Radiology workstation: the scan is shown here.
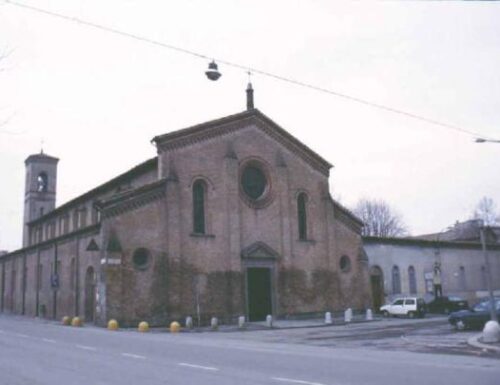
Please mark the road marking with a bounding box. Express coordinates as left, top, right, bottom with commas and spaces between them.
121, 353, 147, 360
42, 338, 56, 344
272, 377, 325, 385
178, 363, 219, 371
75, 344, 97, 351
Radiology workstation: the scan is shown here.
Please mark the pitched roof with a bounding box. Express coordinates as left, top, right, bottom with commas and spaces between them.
28, 157, 158, 225
152, 109, 333, 176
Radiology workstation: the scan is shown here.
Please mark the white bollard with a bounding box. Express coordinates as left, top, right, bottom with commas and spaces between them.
185, 316, 193, 329
325, 312, 332, 324
344, 308, 353, 323
482, 320, 500, 343
366, 309, 373, 321
266, 314, 273, 328
210, 317, 218, 330
238, 315, 245, 329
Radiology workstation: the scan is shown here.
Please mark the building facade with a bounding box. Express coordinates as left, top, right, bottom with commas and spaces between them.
365, 221, 500, 311
0, 108, 371, 326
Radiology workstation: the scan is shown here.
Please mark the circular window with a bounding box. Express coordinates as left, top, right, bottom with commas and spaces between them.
242, 165, 267, 200
132, 248, 150, 270
340, 255, 351, 272
239, 159, 274, 209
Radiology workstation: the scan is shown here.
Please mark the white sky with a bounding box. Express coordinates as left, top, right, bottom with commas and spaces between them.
1, 0, 499, 251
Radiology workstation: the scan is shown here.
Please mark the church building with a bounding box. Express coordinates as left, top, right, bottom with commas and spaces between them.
0, 89, 371, 326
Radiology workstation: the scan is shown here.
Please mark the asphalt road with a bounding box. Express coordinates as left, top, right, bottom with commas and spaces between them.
0, 314, 499, 385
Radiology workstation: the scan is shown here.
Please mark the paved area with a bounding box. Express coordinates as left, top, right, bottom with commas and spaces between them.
1, 314, 499, 385
205, 315, 500, 358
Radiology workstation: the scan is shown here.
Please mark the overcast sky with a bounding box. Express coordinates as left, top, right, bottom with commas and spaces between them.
1, 1, 499, 251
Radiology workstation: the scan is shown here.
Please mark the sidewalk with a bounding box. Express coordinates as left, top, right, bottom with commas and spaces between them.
467, 334, 500, 353
183, 313, 447, 333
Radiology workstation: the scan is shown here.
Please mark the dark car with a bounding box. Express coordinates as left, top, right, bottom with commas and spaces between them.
426, 296, 469, 314
448, 298, 500, 330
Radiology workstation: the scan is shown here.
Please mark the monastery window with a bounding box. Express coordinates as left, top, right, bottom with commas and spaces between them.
37, 264, 43, 290
69, 258, 76, 290
340, 255, 351, 273
392, 265, 401, 294
132, 248, 151, 270
37, 172, 48, 192
63, 214, 70, 234
481, 265, 488, 290
408, 266, 417, 294
39, 207, 45, 218
79, 207, 87, 228
192, 180, 206, 234
458, 266, 466, 291
297, 193, 308, 240
49, 221, 56, 239
91, 204, 100, 225
72, 210, 79, 231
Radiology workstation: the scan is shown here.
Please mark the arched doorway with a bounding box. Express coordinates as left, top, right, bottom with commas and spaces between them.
84, 266, 96, 323
370, 266, 384, 312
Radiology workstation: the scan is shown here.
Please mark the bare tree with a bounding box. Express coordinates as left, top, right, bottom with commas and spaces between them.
353, 198, 408, 237
472, 196, 499, 226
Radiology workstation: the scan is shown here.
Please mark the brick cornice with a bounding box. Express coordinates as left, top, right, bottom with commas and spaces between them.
152, 109, 332, 177
97, 178, 166, 218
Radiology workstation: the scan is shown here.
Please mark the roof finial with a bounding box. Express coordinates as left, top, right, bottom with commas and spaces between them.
246, 72, 254, 110
40, 138, 44, 154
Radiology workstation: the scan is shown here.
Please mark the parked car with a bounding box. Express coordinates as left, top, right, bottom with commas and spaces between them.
380, 297, 426, 318
426, 296, 469, 314
448, 298, 500, 330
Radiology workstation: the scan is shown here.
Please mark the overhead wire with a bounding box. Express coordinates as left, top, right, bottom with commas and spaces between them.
3, 0, 497, 141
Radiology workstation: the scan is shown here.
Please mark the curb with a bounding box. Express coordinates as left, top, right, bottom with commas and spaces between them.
467, 334, 500, 353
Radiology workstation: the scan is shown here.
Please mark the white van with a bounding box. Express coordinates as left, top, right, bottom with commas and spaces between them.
380, 297, 426, 318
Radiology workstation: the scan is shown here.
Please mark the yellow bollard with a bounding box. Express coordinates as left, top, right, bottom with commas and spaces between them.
107, 319, 119, 331
71, 317, 83, 327
61, 316, 71, 326
169, 321, 181, 333
138, 321, 149, 332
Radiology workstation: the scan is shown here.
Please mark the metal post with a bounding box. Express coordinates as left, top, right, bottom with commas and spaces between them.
480, 226, 497, 322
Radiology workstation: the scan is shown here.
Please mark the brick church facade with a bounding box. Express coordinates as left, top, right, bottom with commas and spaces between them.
0, 105, 371, 326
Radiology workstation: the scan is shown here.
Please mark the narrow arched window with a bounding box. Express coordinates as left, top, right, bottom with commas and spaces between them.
297, 193, 307, 240
408, 266, 417, 294
193, 180, 206, 234
459, 266, 466, 291
481, 266, 488, 290
37, 172, 48, 192
392, 265, 401, 294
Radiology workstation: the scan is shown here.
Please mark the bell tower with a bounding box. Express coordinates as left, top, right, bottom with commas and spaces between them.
22, 151, 59, 247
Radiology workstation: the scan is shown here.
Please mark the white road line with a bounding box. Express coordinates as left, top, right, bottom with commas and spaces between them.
75, 344, 97, 351
178, 363, 219, 371
121, 353, 147, 360
42, 338, 56, 344
272, 377, 326, 385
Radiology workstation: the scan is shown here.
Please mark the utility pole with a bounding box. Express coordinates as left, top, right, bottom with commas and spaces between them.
480, 226, 498, 322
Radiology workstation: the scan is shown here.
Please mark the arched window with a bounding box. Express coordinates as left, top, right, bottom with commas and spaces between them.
481, 265, 488, 290
408, 266, 417, 294
392, 265, 401, 294
297, 193, 307, 240
37, 172, 48, 192
192, 180, 206, 234
458, 266, 466, 291
69, 258, 76, 290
